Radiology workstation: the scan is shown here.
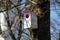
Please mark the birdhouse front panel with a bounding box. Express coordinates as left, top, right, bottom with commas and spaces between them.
23, 12, 38, 29
24, 12, 31, 29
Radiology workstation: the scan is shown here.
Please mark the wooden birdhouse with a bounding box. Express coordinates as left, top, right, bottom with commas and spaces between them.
23, 5, 38, 30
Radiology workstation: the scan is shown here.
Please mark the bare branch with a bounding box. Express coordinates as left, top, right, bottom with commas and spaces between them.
5, 0, 16, 40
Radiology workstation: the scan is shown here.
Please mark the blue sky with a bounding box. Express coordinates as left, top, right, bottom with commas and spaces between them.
50, 0, 60, 40
20, 0, 26, 10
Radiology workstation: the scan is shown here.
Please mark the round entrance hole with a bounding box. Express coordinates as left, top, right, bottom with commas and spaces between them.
26, 14, 29, 18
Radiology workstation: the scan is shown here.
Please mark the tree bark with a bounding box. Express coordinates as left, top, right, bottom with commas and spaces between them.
33, 0, 50, 40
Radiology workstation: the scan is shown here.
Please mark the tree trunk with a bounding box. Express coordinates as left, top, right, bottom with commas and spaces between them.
33, 0, 50, 40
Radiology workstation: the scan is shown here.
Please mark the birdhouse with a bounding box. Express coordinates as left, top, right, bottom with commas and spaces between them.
23, 5, 38, 29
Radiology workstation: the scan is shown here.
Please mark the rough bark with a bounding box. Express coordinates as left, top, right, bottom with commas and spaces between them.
32, 0, 50, 40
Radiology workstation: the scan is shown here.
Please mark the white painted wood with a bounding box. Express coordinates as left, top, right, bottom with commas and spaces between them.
24, 12, 31, 29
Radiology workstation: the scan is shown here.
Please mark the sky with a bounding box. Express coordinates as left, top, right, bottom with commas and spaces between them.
50, 0, 60, 40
